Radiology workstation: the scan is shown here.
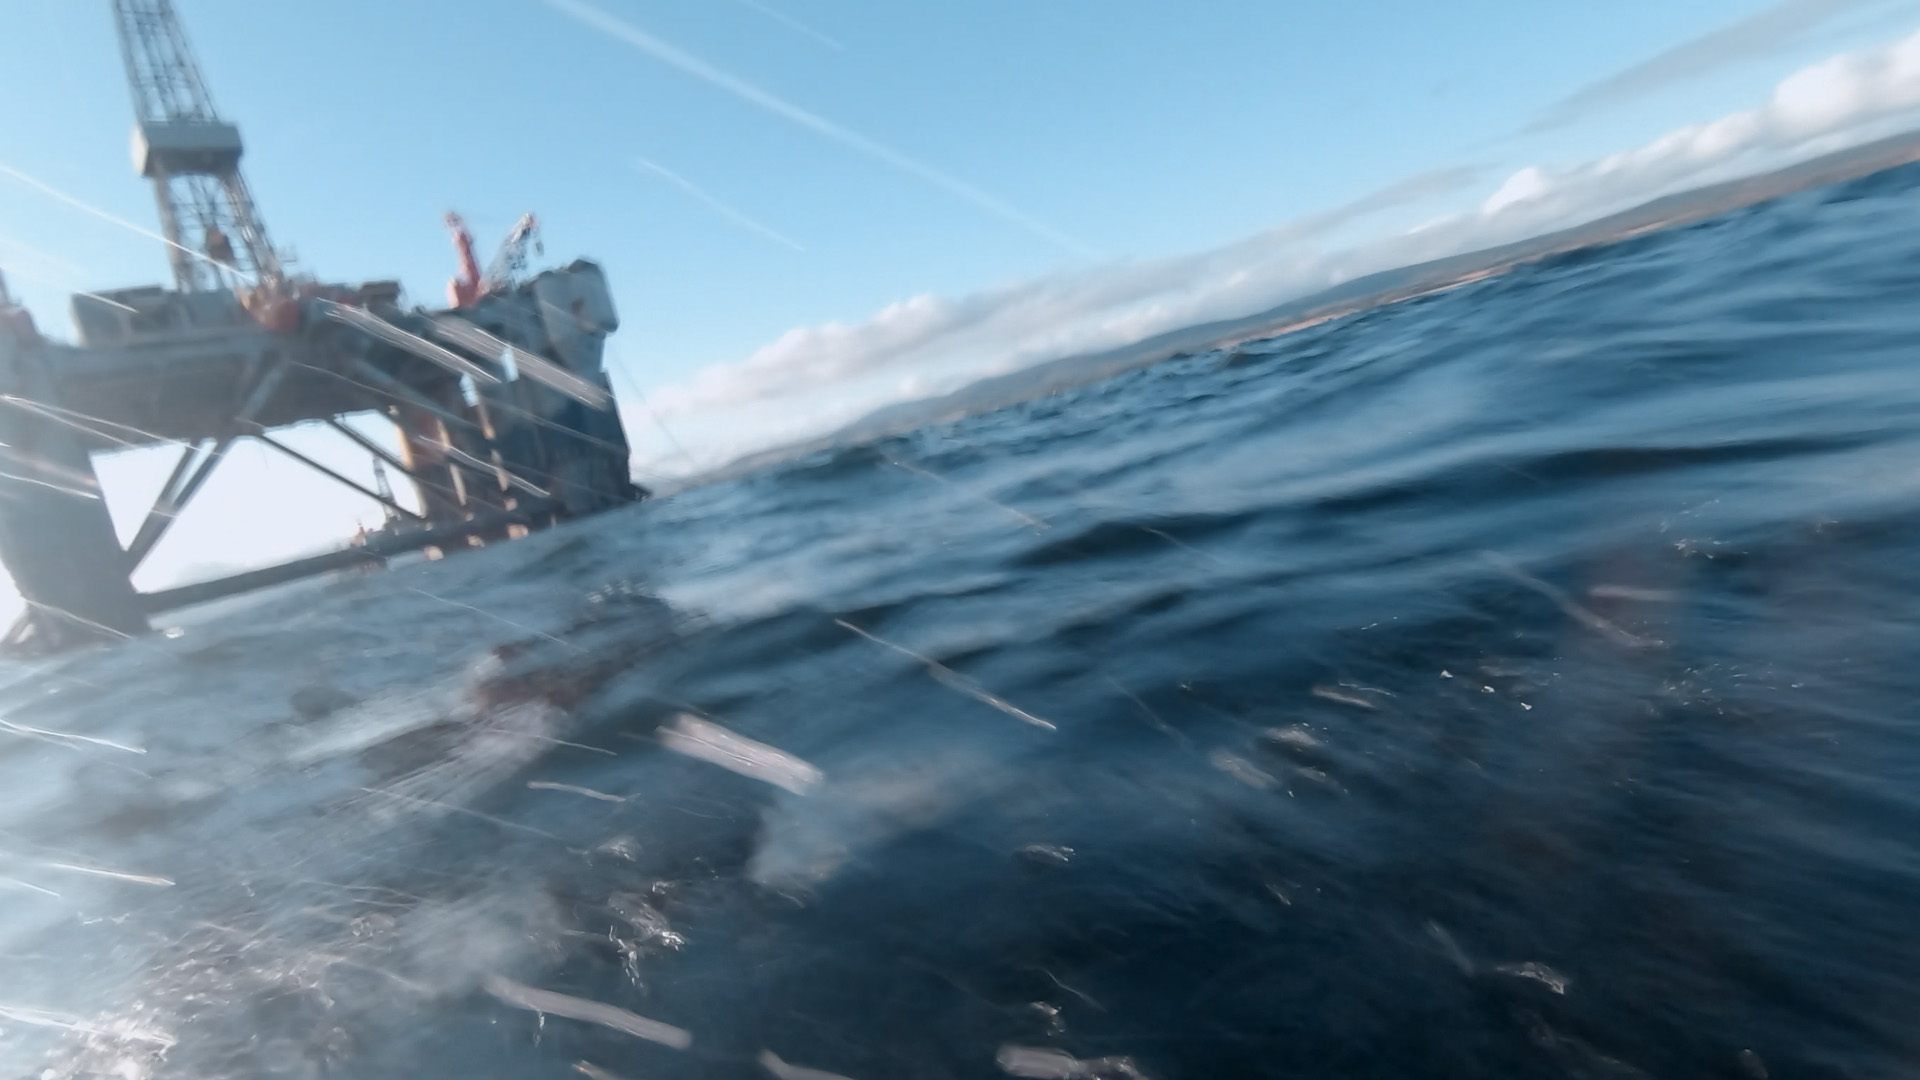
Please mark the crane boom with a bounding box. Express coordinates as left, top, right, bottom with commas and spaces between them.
110, 0, 281, 292
444, 211, 543, 307
486, 213, 541, 292
446, 213, 484, 307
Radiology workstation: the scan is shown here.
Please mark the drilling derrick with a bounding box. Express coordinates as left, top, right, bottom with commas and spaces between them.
0, 1, 644, 653
113, 0, 280, 292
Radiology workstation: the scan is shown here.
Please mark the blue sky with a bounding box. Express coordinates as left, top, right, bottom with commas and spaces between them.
3, 0, 1920, 616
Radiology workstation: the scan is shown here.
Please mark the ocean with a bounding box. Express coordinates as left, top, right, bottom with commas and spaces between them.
5, 160, 1920, 1079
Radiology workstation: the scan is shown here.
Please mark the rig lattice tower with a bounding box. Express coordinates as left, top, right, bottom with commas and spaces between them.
112, 0, 281, 291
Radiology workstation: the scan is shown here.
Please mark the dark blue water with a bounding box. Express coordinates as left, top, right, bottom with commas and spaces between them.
7, 163, 1920, 1080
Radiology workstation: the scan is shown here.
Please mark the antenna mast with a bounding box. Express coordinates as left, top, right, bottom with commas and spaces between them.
110, 0, 282, 293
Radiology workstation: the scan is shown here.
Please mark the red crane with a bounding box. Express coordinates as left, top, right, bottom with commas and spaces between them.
445, 212, 542, 308
445, 212, 485, 308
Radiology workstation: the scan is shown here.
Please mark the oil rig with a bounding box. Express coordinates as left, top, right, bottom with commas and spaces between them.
0, 1, 644, 652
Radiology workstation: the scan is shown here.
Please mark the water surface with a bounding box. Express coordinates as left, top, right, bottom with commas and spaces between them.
5, 163, 1920, 1079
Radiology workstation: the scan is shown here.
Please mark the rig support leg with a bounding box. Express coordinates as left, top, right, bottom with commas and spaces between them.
0, 337, 147, 649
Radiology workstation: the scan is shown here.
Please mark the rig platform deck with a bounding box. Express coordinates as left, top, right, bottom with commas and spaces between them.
0, 264, 643, 652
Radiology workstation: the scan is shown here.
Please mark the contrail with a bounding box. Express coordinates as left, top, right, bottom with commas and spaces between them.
540, 0, 1093, 259
0, 261, 138, 313
738, 0, 845, 51
0, 160, 225, 272
637, 157, 805, 251
0, 232, 86, 278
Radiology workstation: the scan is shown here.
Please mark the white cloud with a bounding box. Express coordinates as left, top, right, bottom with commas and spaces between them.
649, 168, 1488, 425
1528, 0, 1913, 131
1472, 23, 1920, 242
632, 25, 1920, 476
1482, 167, 1551, 216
